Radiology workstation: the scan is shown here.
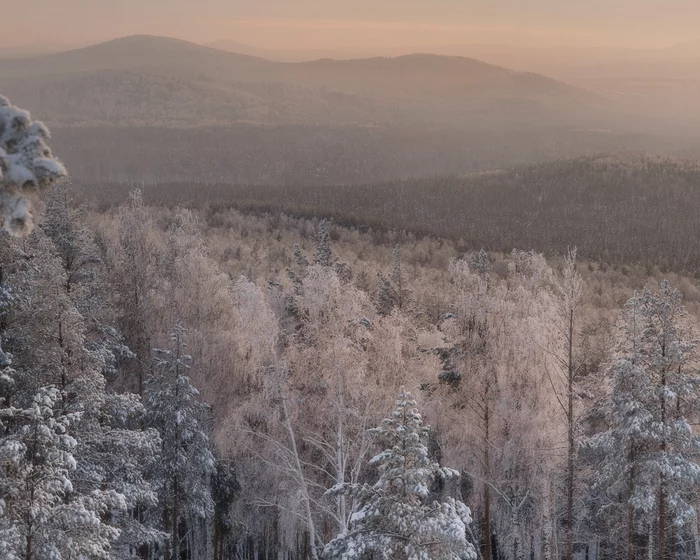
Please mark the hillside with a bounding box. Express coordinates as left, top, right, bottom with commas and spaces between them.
0, 35, 604, 127
5, 35, 700, 187
78, 154, 700, 270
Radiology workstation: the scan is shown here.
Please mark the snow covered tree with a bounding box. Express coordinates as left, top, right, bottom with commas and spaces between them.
294, 243, 310, 268
0, 95, 67, 236
0, 377, 128, 560
211, 458, 239, 560
470, 249, 491, 277
315, 219, 333, 267
588, 282, 700, 559
390, 244, 407, 310
556, 248, 582, 560
104, 189, 157, 395
376, 245, 411, 315
145, 324, 215, 560
323, 392, 477, 560
43, 184, 134, 382
376, 272, 394, 316
433, 252, 564, 560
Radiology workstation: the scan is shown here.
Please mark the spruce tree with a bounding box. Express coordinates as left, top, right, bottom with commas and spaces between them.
315, 219, 333, 267
588, 282, 700, 559
0, 95, 67, 236
323, 393, 477, 560
145, 325, 215, 560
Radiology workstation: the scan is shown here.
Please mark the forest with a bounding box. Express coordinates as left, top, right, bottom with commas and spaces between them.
79, 154, 700, 272
2, 80, 700, 560
0, 182, 698, 560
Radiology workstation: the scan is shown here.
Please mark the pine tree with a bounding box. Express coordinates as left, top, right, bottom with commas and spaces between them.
390, 244, 409, 310
0, 374, 126, 560
588, 283, 700, 559
323, 393, 478, 560
315, 219, 333, 267
471, 249, 491, 277
0, 219, 164, 559
376, 272, 394, 316
211, 458, 239, 560
145, 325, 215, 560
0, 95, 67, 236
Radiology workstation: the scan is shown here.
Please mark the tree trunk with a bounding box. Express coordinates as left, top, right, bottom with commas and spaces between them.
542, 481, 552, 560
163, 507, 171, 560
627, 455, 635, 560
511, 498, 524, 560
659, 368, 667, 560
483, 391, 492, 560
25, 533, 32, 560
281, 397, 319, 560
173, 474, 179, 560
566, 308, 575, 560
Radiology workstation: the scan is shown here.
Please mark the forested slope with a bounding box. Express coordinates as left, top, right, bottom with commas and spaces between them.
0, 184, 699, 558
80, 154, 700, 270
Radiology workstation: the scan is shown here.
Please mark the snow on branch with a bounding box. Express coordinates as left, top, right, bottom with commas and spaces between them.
0, 95, 67, 236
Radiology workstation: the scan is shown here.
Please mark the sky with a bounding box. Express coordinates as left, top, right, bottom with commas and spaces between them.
3, 0, 700, 50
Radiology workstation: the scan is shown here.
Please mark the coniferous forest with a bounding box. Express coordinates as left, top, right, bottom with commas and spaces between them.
2, 58, 700, 560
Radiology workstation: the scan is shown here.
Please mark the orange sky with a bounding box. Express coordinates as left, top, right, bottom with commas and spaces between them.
3, 0, 699, 50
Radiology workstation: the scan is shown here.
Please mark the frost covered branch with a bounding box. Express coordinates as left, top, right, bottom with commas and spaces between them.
0, 95, 67, 236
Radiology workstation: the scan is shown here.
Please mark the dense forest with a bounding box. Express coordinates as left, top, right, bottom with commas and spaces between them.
79, 154, 700, 271
0, 181, 697, 558
2, 85, 700, 560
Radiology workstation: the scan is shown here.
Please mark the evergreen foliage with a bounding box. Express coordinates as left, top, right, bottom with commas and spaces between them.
323, 393, 478, 560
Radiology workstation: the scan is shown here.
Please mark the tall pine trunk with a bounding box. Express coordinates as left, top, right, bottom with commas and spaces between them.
659, 367, 667, 560
483, 385, 492, 560
566, 306, 575, 560
627, 454, 635, 560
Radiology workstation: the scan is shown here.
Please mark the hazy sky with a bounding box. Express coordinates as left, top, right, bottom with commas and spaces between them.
4, 0, 699, 50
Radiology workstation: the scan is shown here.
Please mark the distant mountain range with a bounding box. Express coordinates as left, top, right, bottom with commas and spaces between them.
0, 35, 605, 128
3, 35, 700, 186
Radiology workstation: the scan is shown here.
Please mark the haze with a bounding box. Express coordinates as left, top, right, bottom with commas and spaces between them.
4, 0, 700, 50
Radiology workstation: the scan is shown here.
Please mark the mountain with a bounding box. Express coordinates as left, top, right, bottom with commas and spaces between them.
206, 40, 388, 63
7, 35, 698, 188
0, 43, 76, 59
0, 35, 604, 127
0, 35, 271, 78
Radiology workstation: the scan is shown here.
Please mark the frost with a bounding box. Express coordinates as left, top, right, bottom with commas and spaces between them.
0, 96, 67, 236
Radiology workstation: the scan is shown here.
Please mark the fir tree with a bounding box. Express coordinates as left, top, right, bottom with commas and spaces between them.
471, 249, 491, 277
0, 377, 125, 560
294, 243, 310, 268
323, 393, 478, 560
0, 223, 163, 559
211, 458, 240, 560
145, 325, 215, 560
315, 219, 333, 267
376, 272, 394, 316
0, 96, 67, 236
390, 244, 408, 310
588, 282, 700, 559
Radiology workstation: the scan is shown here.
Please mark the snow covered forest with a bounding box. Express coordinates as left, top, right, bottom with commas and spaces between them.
2, 103, 700, 560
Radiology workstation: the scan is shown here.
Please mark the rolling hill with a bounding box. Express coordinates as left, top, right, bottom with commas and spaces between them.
4, 35, 700, 186
0, 34, 604, 127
